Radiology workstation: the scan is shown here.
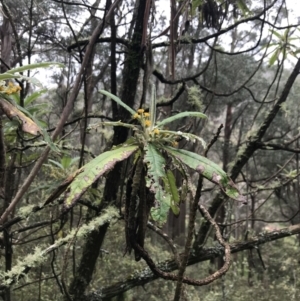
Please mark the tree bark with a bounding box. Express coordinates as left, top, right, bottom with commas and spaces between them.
68, 1, 148, 299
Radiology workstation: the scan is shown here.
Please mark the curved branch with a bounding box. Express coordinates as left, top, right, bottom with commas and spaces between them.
257, 142, 300, 153
67, 2, 277, 54
152, 0, 277, 49
87, 223, 300, 300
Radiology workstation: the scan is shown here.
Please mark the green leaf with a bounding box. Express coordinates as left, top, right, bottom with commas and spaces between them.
0, 74, 21, 80
61, 156, 72, 169
24, 89, 48, 106
236, 0, 251, 15
6, 62, 64, 74
160, 129, 207, 148
156, 111, 207, 128
0, 62, 63, 88
48, 159, 63, 170
165, 146, 226, 182
149, 84, 157, 130
283, 28, 290, 40
7, 92, 20, 104
163, 170, 180, 216
16, 104, 60, 153
144, 142, 166, 184
0, 74, 43, 87
26, 103, 50, 116
19, 75, 44, 88
64, 143, 139, 208
164, 146, 246, 203
100, 90, 136, 116
270, 29, 283, 40
60, 156, 79, 169
150, 194, 170, 224
269, 48, 280, 66
144, 143, 170, 222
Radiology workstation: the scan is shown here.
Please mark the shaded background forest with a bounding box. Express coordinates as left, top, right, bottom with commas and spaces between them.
0, 0, 300, 300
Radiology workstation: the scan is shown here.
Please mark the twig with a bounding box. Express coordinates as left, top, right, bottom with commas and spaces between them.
197, 203, 231, 281
147, 222, 180, 265
204, 124, 223, 157
173, 176, 203, 301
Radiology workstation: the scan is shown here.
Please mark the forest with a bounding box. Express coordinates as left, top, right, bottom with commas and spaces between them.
0, 0, 300, 300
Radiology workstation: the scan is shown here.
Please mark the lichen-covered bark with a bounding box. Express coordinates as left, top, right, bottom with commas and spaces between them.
103, 0, 147, 203
0, 117, 5, 205
0, 11, 12, 301
67, 217, 109, 301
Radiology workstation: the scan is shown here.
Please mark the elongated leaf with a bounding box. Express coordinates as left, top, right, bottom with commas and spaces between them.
269, 48, 280, 66
144, 143, 170, 222
24, 89, 47, 106
144, 143, 166, 184
18, 75, 43, 88
0, 74, 43, 87
144, 143, 166, 198
156, 112, 207, 128
283, 28, 290, 40
6, 62, 64, 74
100, 90, 136, 116
163, 170, 180, 215
270, 29, 283, 40
60, 156, 79, 169
160, 129, 206, 148
0, 74, 20, 80
61, 156, 72, 169
64, 143, 139, 208
48, 159, 64, 170
149, 84, 156, 130
164, 146, 246, 203
180, 132, 206, 148
0, 62, 63, 88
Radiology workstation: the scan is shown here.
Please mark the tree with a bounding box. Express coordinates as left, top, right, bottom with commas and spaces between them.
0, 0, 300, 300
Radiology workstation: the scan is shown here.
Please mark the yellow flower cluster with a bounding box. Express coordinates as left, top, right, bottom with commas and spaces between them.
153, 128, 160, 135
132, 109, 162, 137
133, 108, 152, 128
0, 81, 22, 95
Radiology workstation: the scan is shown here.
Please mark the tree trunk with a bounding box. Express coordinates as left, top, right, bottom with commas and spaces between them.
67, 1, 148, 299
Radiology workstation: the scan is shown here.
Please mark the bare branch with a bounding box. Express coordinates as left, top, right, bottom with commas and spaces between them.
87, 223, 300, 300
